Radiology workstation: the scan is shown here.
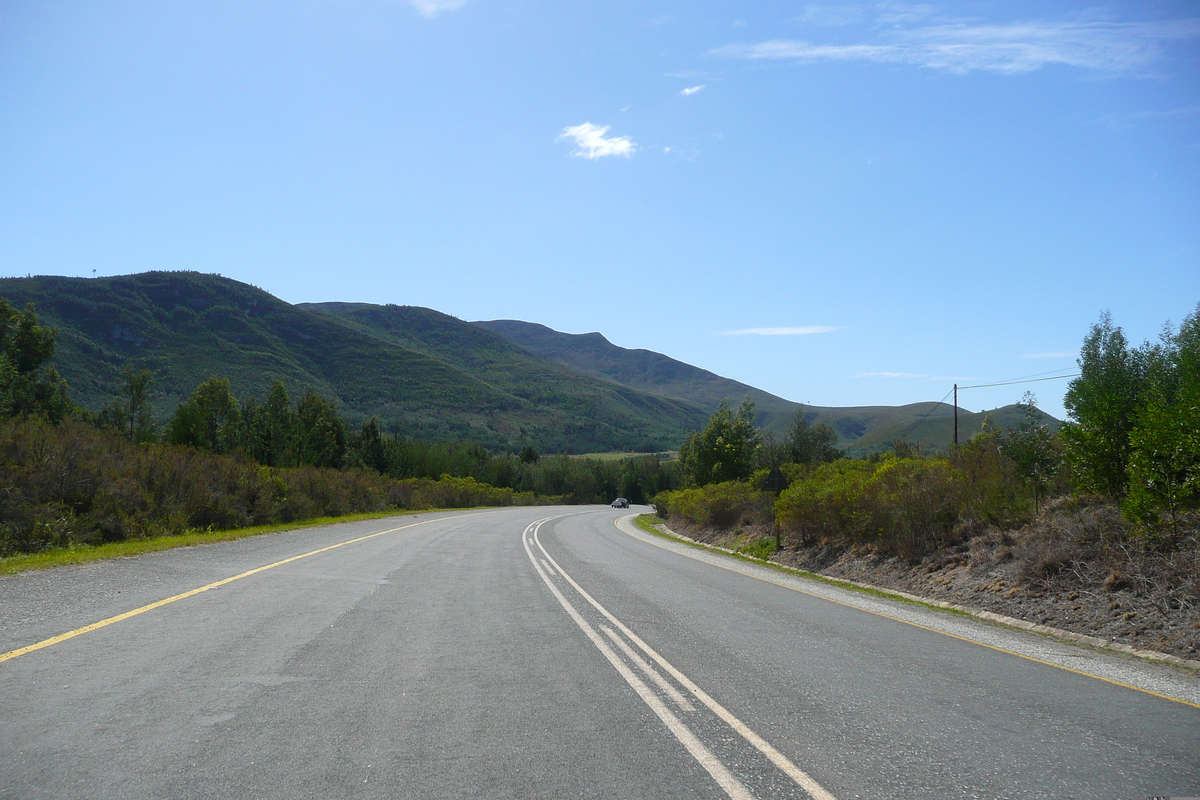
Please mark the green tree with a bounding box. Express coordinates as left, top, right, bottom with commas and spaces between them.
296, 390, 346, 469
243, 380, 296, 466
999, 393, 1059, 515
347, 416, 388, 473
1061, 311, 1146, 498
1123, 305, 1200, 532
169, 376, 242, 453
783, 409, 841, 465
100, 364, 156, 442
0, 298, 72, 422
678, 397, 761, 486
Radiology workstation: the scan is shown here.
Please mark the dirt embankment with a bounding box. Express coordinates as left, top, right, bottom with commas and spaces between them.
673, 497, 1200, 663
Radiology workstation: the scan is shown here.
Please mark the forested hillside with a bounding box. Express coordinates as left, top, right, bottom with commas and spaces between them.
0, 272, 705, 453
476, 318, 1058, 452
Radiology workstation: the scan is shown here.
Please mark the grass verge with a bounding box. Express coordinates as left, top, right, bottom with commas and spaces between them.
0, 510, 421, 575
633, 514, 967, 614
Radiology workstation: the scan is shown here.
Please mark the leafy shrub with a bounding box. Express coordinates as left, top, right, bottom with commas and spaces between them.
775, 459, 873, 546
863, 457, 965, 558
655, 481, 772, 531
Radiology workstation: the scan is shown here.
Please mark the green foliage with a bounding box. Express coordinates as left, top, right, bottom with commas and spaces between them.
678, 397, 761, 486
654, 480, 772, 530
242, 380, 297, 467
775, 459, 874, 544
98, 364, 156, 443
999, 393, 1061, 514
169, 376, 242, 454
862, 457, 965, 558
1062, 311, 1146, 498
0, 298, 72, 423
1063, 305, 1200, 529
784, 409, 841, 464
950, 419, 1029, 528
0, 416, 545, 557
1122, 307, 1200, 531
775, 457, 965, 558
296, 390, 346, 469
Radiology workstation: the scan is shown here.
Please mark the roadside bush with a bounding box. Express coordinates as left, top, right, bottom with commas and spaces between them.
863, 457, 965, 558
654, 481, 772, 531
775, 459, 873, 546
0, 416, 541, 557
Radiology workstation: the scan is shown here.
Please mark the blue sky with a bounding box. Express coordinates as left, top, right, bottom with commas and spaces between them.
2, 1, 1198, 421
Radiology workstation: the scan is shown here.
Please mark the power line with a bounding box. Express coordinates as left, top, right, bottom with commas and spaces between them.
899, 387, 955, 441
958, 373, 1079, 390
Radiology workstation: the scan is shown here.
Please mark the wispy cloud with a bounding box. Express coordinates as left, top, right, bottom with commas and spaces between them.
1099, 105, 1200, 129
855, 371, 929, 378
680, 85, 706, 96
792, 4, 868, 27
557, 123, 636, 160
712, 16, 1200, 75
1022, 351, 1077, 359
408, 0, 467, 18
722, 326, 840, 335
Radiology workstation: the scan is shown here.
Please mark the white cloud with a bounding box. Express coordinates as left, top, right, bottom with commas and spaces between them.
680, 85, 706, 96
722, 326, 840, 335
792, 4, 868, 27
408, 0, 467, 18
557, 123, 636, 160
1099, 105, 1200, 129
855, 371, 928, 378
712, 16, 1200, 75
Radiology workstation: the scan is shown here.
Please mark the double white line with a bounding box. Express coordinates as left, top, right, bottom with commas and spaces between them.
522, 516, 838, 800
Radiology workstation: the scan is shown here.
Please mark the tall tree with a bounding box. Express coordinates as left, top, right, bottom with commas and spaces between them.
243, 380, 296, 466
0, 298, 72, 422
999, 393, 1059, 515
169, 376, 242, 453
1123, 304, 1200, 531
784, 409, 841, 465
678, 397, 761, 486
1061, 311, 1145, 498
296, 390, 346, 469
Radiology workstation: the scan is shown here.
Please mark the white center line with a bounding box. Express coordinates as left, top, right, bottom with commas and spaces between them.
530, 517, 840, 800
523, 519, 754, 800
601, 624, 695, 713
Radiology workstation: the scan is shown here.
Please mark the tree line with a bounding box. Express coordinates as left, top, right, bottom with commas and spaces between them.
0, 298, 679, 556
657, 305, 1199, 558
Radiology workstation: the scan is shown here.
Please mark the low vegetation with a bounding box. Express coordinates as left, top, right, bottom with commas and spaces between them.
652, 306, 1200, 658
0, 297, 679, 558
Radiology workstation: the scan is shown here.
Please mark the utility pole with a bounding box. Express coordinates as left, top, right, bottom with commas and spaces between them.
953, 383, 958, 446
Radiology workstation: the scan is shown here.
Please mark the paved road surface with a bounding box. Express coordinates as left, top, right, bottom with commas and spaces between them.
1, 506, 1197, 798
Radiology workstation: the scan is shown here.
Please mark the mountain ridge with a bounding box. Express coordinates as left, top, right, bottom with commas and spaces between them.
1, 271, 1058, 454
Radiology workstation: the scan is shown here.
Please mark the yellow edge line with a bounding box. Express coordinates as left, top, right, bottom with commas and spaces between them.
622, 519, 1200, 711
0, 511, 488, 665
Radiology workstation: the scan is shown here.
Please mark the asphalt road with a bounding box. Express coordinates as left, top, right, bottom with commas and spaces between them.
1, 506, 1197, 799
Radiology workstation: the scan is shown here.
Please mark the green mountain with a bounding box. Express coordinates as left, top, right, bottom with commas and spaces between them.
0, 271, 1060, 455
473, 320, 802, 430
474, 319, 1061, 454
0, 272, 705, 452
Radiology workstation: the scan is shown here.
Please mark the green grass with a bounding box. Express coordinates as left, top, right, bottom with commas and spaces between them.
0, 510, 417, 575
633, 514, 968, 615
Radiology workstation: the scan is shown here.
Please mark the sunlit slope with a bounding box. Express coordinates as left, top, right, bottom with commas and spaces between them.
476, 319, 1061, 453
473, 319, 803, 431
0, 272, 704, 452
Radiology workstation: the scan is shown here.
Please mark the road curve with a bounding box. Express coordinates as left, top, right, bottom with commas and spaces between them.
1, 506, 1197, 799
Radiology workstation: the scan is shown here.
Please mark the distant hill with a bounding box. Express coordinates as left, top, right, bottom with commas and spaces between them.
475, 319, 1061, 454
0, 271, 1060, 455
473, 320, 802, 430
0, 272, 706, 453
